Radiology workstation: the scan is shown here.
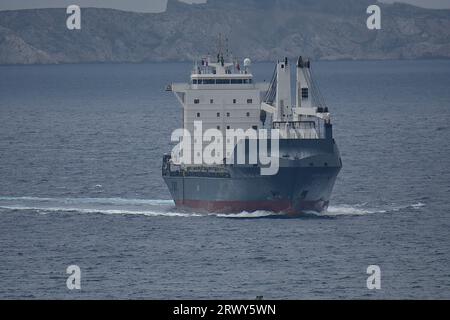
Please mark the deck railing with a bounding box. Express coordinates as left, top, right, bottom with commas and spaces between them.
272, 120, 326, 139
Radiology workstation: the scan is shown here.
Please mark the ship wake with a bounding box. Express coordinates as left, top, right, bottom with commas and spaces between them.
311, 202, 426, 217
0, 196, 192, 217
0, 196, 425, 218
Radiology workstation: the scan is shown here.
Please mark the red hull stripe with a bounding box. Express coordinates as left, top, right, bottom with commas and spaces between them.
174, 199, 328, 214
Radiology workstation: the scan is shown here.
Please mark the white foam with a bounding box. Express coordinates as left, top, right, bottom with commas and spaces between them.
0, 196, 426, 219
323, 205, 385, 216
411, 202, 426, 209
214, 211, 280, 218
0, 204, 200, 217
318, 202, 426, 217
0, 196, 189, 217
0, 196, 174, 206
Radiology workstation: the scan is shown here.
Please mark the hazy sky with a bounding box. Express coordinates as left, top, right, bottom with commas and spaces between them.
0, 0, 449, 12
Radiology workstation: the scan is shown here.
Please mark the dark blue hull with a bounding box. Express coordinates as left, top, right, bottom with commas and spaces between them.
163, 138, 342, 214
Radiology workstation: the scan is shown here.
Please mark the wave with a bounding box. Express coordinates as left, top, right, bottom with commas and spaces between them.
0, 205, 199, 217
314, 202, 426, 217
0, 196, 174, 206
0, 196, 189, 217
215, 211, 281, 218
0, 196, 425, 218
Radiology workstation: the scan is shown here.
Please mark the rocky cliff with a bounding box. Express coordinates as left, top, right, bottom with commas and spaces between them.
0, 0, 449, 64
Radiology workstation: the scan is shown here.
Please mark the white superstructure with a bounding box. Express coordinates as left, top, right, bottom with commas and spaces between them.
170, 54, 269, 161
168, 53, 331, 164
172, 56, 269, 133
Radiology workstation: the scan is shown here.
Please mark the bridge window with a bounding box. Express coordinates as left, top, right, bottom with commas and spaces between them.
227, 112, 230, 117
246, 112, 250, 117
196, 112, 200, 118
194, 99, 200, 104
247, 99, 253, 104
194, 78, 252, 85
233, 99, 237, 104
302, 88, 309, 99
210, 99, 214, 104
217, 112, 220, 117
252, 125, 258, 130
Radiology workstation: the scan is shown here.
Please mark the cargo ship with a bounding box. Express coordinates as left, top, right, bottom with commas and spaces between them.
162, 52, 341, 214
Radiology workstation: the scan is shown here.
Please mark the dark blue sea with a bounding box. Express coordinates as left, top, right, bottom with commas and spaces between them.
0, 60, 449, 299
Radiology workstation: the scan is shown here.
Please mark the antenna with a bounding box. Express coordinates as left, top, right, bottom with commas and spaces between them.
225, 37, 229, 60
216, 33, 223, 57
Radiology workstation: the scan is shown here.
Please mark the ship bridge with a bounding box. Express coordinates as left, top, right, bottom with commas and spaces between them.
190, 56, 255, 88
167, 54, 270, 162
169, 55, 267, 93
